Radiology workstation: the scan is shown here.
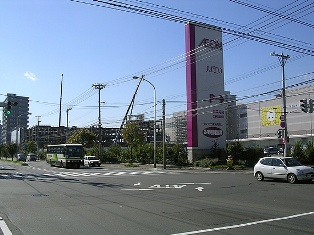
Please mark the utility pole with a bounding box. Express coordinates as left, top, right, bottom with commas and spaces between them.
92, 83, 105, 158
162, 99, 166, 169
36, 116, 41, 153
271, 52, 290, 157
58, 74, 64, 143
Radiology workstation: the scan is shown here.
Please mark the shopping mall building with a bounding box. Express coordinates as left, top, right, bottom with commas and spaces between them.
166, 84, 314, 150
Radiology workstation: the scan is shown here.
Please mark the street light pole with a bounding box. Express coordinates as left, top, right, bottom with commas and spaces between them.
271, 52, 290, 157
133, 75, 157, 168
66, 107, 72, 142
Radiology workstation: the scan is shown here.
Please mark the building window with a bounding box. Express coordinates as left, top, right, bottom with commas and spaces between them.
240, 113, 247, 118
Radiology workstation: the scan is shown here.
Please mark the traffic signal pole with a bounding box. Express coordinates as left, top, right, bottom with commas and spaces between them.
272, 52, 290, 157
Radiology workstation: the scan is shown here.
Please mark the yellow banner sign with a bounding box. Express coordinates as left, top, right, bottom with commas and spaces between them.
261, 106, 282, 126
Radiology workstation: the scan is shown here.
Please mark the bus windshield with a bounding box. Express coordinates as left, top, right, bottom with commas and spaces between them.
66, 146, 83, 157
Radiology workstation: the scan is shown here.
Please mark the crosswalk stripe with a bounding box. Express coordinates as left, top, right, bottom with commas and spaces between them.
1, 169, 178, 179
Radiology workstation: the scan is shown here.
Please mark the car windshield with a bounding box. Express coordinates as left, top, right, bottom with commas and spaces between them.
88, 157, 97, 160
283, 158, 302, 167
269, 148, 279, 152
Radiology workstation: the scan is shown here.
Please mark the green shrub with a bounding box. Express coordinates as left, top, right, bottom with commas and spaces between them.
194, 158, 219, 168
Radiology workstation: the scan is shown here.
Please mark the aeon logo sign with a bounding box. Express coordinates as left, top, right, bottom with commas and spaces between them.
203, 127, 223, 138
199, 39, 223, 51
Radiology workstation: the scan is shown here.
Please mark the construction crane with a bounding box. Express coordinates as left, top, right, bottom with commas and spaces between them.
114, 76, 143, 143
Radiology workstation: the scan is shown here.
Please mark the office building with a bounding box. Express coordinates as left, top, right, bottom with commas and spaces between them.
2, 94, 30, 144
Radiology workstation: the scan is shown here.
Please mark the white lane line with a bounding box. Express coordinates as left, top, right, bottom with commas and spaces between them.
113, 172, 127, 176
178, 183, 212, 185
171, 211, 314, 235
121, 189, 154, 191
89, 173, 102, 176
0, 217, 13, 235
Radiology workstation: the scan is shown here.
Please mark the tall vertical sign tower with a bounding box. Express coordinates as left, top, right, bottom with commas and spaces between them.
185, 22, 226, 161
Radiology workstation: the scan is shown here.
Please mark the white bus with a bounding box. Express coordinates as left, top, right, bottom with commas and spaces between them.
46, 144, 84, 168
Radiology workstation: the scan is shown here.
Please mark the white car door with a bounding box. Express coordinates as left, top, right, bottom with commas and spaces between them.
271, 158, 287, 179
260, 158, 273, 178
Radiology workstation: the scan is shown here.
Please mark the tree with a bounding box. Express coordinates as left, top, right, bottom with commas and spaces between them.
24, 141, 37, 154
121, 122, 144, 147
292, 140, 305, 162
6, 144, 17, 161
67, 129, 96, 148
0, 144, 7, 159
121, 122, 145, 161
304, 141, 314, 164
85, 145, 106, 162
226, 141, 244, 163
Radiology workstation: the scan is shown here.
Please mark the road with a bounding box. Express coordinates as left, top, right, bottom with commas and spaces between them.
0, 160, 313, 235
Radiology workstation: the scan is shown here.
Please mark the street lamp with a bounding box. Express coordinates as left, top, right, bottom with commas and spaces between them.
66, 107, 72, 142
133, 75, 157, 168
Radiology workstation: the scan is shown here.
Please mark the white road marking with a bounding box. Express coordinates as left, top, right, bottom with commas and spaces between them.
171, 211, 314, 235
89, 173, 102, 176
0, 217, 12, 235
195, 187, 204, 192
121, 189, 154, 191
149, 184, 187, 189
113, 172, 127, 176
179, 183, 211, 185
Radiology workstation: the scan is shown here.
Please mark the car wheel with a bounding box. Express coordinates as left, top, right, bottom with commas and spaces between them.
255, 172, 264, 181
287, 173, 297, 184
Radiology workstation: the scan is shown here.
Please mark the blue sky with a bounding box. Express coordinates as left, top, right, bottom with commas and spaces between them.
0, 0, 313, 128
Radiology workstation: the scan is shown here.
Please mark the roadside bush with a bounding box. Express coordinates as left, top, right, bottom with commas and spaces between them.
166, 144, 188, 166
241, 147, 264, 166
133, 144, 152, 164
105, 144, 122, 163
194, 158, 219, 168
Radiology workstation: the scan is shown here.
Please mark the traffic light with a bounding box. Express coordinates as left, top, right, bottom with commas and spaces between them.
5, 101, 18, 115
6, 101, 11, 115
300, 99, 308, 113
309, 99, 314, 113
277, 129, 285, 139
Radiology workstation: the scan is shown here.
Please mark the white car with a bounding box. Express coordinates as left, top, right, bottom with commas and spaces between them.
254, 156, 314, 184
84, 156, 101, 167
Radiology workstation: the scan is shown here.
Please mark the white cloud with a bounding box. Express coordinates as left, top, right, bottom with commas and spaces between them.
24, 71, 37, 81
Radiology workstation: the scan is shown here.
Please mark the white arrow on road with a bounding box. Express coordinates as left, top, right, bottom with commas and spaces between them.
134, 182, 141, 186
195, 187, 204, 192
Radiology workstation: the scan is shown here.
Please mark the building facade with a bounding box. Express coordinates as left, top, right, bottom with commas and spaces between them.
165, 111, 187, 144
2, 94, 30, 144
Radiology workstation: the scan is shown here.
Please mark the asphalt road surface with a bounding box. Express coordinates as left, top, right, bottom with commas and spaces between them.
0, 160, 313, 235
